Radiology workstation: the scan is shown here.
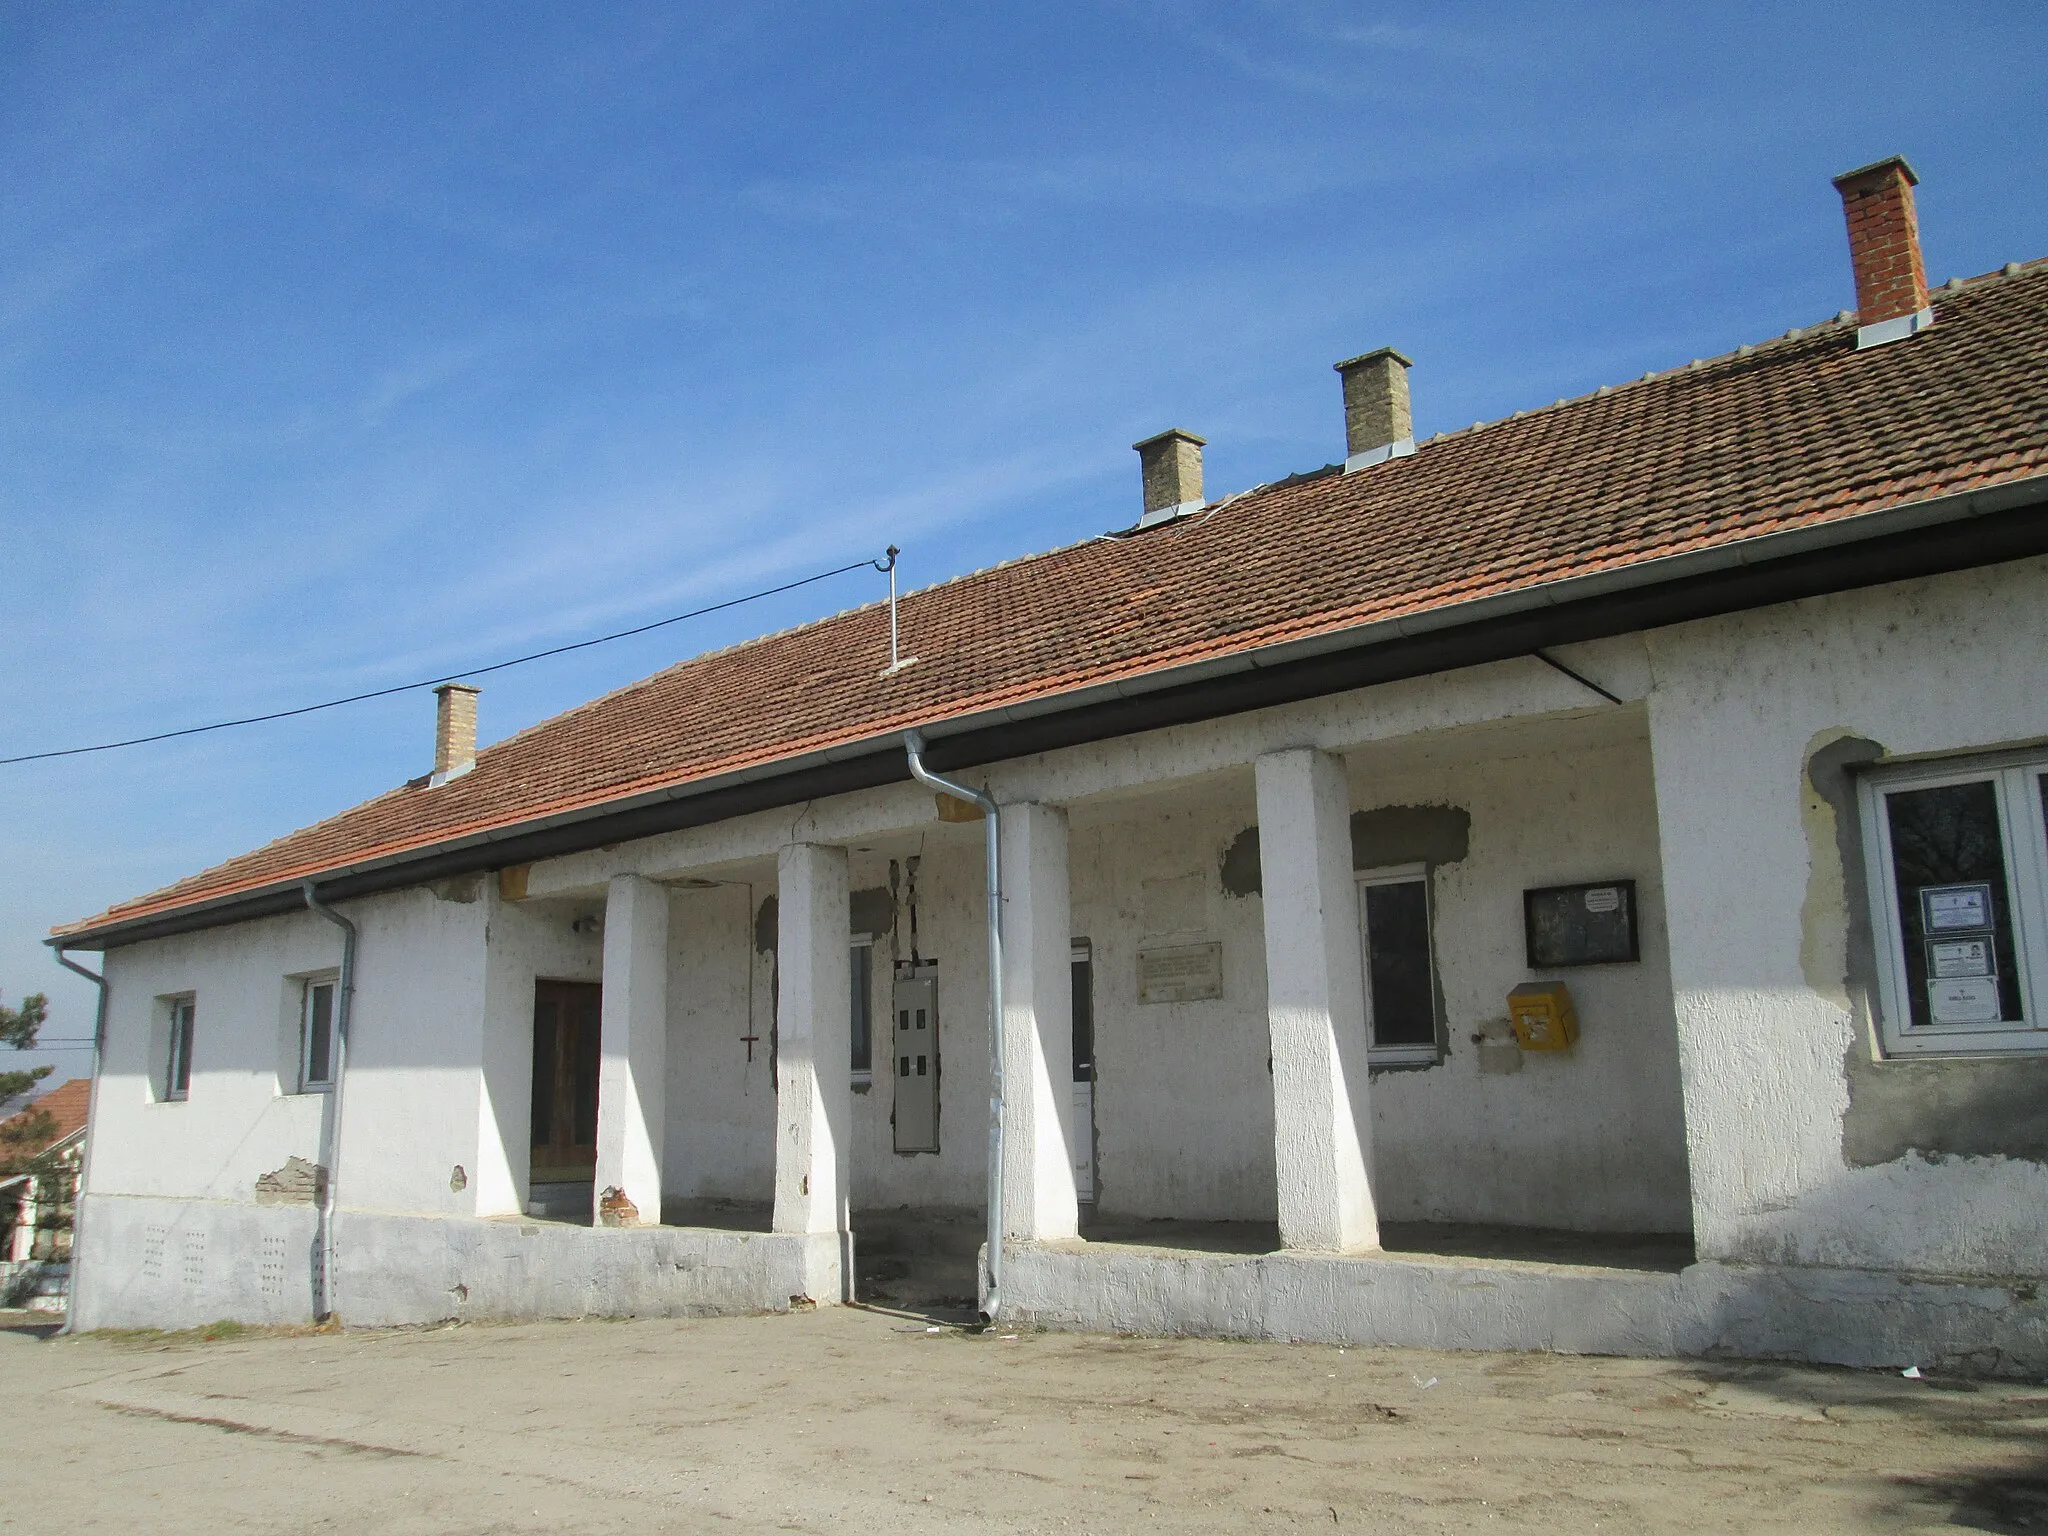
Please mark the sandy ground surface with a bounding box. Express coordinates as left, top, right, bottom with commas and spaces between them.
4, 1306, 2045, 1534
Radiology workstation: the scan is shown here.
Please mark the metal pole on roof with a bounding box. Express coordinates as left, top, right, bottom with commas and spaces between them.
901, 728, 1004, 1325
875, 547, 916, 675
50, 948, 106, 1335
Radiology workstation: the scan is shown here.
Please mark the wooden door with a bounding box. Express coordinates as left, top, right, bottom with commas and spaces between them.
530, 980, 601, 1183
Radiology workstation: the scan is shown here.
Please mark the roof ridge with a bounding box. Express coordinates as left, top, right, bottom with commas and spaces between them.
1395, 257, 2042, 455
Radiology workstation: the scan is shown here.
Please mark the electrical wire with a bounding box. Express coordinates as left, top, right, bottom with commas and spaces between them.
2, 556, 885, 766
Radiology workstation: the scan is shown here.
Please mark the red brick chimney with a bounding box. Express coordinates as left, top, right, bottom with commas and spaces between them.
1832, 156, 1933, 348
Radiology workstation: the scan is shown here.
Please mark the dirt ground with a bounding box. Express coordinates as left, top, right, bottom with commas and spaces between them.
4, 1306, 2045, 1534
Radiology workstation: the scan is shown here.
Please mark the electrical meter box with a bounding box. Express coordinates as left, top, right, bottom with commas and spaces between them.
1508, 981, 1578, 1051
892, 962, 940, 1153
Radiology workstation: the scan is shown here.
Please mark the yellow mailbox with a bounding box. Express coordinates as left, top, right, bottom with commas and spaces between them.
1508, 981, 1578, 1051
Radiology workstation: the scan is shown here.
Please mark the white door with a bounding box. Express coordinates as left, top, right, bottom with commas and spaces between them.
892, 964, 939, 1153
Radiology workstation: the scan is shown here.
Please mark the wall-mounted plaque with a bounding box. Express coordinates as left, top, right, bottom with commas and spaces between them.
1524, 880, 1639, 968
1138, 941, 1224, 1004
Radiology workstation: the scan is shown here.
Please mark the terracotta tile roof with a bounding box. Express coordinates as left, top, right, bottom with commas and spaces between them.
59, 262, 2048, 938
1, 1079, 91, 1149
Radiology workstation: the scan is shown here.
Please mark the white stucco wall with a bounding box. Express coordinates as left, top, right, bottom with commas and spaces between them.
87, 881, 575, 1223
92, 909, 342, 1204
479, 890, 605, 1215
1646, 555, 2048, 1277
664, 883, 774, 1204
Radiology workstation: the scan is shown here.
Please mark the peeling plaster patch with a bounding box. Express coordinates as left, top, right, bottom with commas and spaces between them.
598, 1186, 640, 1226
253, 1156, 325, 1206
1473, 1017, 1524, 1074
1842, 1055, 2048, 1165
1219, 827, 1262, 898
1806, 732, 2048, 1167
432, 875, 484, 904
757, 889, 892, 951
1352, 805, 1471, 869
849, 886, 896, 939
1219, 805, 1471, 898
1799, 731, 1883, 1010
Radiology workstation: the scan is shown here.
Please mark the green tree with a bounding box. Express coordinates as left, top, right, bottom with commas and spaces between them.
1, 991, 53, 1108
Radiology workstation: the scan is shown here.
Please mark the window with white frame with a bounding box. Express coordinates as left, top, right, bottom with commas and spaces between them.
299, 976, 339, 1091
163, 995, 195, 1101
1859, 750, 2048, 1057
1356, 865, 1440, 1064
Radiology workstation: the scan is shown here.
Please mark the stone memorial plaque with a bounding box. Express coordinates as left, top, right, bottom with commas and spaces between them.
1138, 941, 1224, 1004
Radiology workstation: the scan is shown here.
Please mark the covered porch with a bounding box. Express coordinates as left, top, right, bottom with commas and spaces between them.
481, 685, 1696, 1329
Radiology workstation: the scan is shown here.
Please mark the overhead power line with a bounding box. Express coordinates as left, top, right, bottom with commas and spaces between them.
3, 556, 886, 766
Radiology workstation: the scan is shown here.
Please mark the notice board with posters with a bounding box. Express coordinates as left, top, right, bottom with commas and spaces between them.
1524, 880, 1640, 968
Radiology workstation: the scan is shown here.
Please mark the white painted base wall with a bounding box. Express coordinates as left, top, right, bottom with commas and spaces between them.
71, 1192, 840, 1331
1001, 1242, 2048, 1378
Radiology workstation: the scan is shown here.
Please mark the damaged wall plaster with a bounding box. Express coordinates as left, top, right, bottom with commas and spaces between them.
253, 1156, 325, 1206
754, 887, 895, 957
1801, 731, 2048, 1167
1218, 805, 1473, 897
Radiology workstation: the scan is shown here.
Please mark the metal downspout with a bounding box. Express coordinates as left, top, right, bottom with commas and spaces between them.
51, 950, 106, 1336
901, 729, 1004, 1324
302, 881, 356, 1323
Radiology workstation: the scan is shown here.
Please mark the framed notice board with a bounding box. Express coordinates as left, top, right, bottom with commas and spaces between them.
1524, 880, 1639, 968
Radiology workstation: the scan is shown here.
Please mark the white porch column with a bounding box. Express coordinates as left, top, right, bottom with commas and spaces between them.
999, 801, 1080, 1241
593, 874, 669, 1227
1254, 746, 1381, 1252
772, 843, 852, 1246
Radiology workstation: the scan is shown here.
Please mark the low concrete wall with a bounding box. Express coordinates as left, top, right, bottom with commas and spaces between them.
1000, 1243, 2048, 1378
336, 1211, 842, 1328
71, 1193, 842, 1331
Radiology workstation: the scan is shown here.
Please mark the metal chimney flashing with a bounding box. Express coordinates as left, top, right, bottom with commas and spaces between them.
1856, 307, 1936, 350
1344, 437, 1416, 474
1137, 498, 1205, 529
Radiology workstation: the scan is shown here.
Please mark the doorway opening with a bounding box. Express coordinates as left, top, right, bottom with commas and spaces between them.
529, 978, 600, 1222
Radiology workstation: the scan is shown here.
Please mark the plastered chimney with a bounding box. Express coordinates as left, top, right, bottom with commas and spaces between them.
1334, 348, 1414, 471
1133, 428, 1206, 528
1833, 156, 1932, 348
431, 683, 480, 786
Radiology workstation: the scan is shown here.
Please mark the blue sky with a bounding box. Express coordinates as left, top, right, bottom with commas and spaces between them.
4, 1, 2046, 1087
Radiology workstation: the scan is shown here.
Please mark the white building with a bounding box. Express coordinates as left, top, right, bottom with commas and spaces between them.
53, 159, 2048, 1375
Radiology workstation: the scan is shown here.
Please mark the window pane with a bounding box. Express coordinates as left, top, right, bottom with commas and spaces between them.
849, 945, 872, 1073
1364, 882, 1435, 1047
1070, 959, 1094, 1082
305, 983, 334, 1085
169, 1003, 193, 1096
1885, 780, 2023, 1029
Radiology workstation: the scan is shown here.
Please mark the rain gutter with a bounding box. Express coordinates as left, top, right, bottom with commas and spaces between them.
900, 729, 1004, 1324
50, 949, 106, 1335
301, 881, 356, 1322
